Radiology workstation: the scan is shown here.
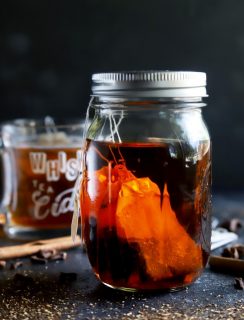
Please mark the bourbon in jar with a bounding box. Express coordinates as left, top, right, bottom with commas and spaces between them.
81, 139, 211, 290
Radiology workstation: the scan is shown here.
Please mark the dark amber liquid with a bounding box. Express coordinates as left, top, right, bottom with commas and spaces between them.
8, 146, 80, 229
81, 140, 211, 290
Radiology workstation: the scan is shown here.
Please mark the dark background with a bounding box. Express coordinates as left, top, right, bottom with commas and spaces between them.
0, 0, 244, 190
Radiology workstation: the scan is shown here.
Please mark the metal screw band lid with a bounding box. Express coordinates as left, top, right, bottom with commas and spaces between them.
92, 71, 207, 98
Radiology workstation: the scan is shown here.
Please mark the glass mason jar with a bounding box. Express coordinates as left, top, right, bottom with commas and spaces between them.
80, 71, 211, 291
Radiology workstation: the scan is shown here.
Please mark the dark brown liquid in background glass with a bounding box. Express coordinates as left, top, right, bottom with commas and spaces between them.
81, 139, 211, 290
9, 146, 79, 229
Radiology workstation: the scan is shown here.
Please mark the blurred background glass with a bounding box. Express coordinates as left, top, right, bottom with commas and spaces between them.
0, 118, 85, 239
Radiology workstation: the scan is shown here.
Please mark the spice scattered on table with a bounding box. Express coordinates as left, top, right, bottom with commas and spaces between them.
10, 261, 23, 270
0, 260, 6, 269
209, 243, 244, 283
30, 255, 48, 264
234, 277, 244, 290
219, 218, 242, 233
31, 249, 67, 264
222, 244, 244, 260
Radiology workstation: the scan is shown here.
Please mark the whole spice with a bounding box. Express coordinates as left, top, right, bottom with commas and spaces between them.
222, 245, 244, 260
30, 249, 67, 264
209, 244, 244, 276
9, 261, 23, 270
219, 219, 242, 233
0, 260, 6, 270
0, 236, 81, 260
234, 278, 244, 290
30, 255, 48, 264
209, 255, 244, 275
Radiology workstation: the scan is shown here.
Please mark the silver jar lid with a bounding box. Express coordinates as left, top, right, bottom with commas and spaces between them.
92, 71, 207, 98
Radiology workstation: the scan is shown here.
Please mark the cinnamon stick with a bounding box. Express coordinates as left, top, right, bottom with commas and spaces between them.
209, 255, 244, 275
0, 236, 82, 260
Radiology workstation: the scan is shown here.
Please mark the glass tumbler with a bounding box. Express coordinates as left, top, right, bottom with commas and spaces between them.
0, 118, 84, 239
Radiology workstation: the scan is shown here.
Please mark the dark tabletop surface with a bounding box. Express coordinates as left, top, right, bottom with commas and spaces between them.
0, 193, 244, 320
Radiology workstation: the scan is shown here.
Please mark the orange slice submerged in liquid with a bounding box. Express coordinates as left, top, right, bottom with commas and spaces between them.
116, 180, 202, 280
82, 162, 202, 281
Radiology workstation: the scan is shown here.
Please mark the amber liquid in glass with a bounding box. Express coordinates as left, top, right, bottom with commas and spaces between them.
8, 145, 81, 230
81, 140, 211, 291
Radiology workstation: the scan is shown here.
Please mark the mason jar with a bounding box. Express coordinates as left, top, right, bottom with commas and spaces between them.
80, 71, 211, 291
